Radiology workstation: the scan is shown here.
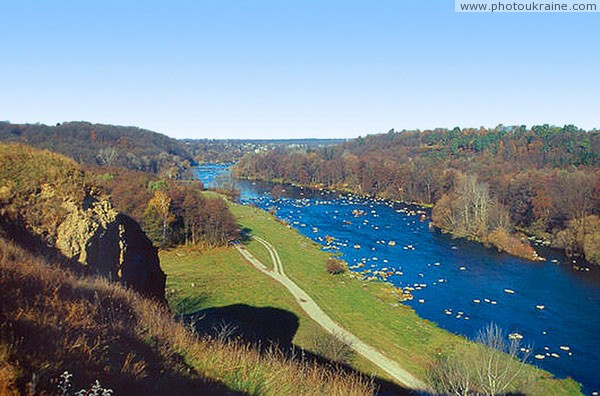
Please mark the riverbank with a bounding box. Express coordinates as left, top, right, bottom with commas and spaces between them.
234, 175, 554, 263
164, 193, 582, 395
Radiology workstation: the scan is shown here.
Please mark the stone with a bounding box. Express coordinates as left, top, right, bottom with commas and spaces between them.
56, 196, 166, 302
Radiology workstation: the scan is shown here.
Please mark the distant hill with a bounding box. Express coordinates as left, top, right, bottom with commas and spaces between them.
183, 138, 347, 163
0, 121, 194, 174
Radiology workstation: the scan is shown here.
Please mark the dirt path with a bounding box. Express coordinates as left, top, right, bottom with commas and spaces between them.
235, 237, 426, 391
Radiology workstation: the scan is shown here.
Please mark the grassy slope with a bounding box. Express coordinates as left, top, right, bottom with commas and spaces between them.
218, 201, 581, 395
0, 236, 375, 396
161, 246, 323, 347
161, 245, 394, 382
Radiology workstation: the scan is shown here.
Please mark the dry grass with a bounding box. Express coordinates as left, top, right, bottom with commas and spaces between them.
0, 236, 375, 395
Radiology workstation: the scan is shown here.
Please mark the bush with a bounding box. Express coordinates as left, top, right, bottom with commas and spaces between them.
555, 215, 600, 265
488, 228, 540, 261
326, 258, 346, 275
312, 332, 355, 365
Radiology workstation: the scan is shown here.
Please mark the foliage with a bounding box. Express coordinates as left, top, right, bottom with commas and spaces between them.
0, 121, 193, 175
89, 166, 158, 221
87, 164, 237, 249
432, 174, 510, 240
487, 228, 538, 260
144, 190, 173, 248
555, 215, 600, 264
432, 174, 539, 260
0, 143, 93, 244
312, 332, 355, 365
161, 187, 238, 248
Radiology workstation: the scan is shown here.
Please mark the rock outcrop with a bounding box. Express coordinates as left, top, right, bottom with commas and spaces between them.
0, 143, 166, 302
56, 198, 166, 301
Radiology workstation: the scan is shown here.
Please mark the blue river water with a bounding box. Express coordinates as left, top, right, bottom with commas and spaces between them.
198, 163, 600, 395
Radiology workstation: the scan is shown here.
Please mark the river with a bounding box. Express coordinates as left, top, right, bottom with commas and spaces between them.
198, 163, 600, 395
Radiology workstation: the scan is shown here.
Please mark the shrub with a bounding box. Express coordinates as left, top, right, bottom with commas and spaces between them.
488, 228, 539, 261
312, 332, 355, 365
326, 258, 346, 275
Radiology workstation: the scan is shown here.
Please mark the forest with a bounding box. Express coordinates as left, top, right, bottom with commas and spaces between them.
233, 125, 600, 264
0, 121, 194, 176
0, 121, 342, 177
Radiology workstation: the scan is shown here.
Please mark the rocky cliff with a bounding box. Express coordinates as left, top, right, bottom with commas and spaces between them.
55, 197, 166, 301
0, 143, 166, 301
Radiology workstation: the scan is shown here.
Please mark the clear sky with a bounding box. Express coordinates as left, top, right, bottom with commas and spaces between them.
1, 1, 598, 139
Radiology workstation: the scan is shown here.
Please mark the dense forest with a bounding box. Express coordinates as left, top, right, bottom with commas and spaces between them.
234, 125, 600, 264
0, 121, 198, 177
0, 122, 343, 176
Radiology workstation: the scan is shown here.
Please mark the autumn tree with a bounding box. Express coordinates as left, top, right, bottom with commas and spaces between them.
144, 189, 173, 248
433, 174, 508, 240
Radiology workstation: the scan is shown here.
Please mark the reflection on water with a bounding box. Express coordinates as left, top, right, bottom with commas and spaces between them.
198, 163, 600, 394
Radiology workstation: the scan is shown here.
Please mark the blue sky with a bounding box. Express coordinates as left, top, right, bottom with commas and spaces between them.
1, 1, 598, 139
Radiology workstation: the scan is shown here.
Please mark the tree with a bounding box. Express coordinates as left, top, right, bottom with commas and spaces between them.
556, 215, 600, 264
97, 147, 118, 166
473, 324, 532, 396
426, 324, 533, 396
312, 331, 355, 365
144, 190, 173, 248
432, 174, 504, 240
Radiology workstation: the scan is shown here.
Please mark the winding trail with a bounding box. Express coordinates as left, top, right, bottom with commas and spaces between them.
235, 236, 426, 391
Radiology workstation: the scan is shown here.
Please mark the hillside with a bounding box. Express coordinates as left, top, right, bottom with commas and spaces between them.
0, 236, 374, 395
0, 143, 375, 395
0, 143, 166, 300
233, 125, 600, 264
0, 121, 193, 175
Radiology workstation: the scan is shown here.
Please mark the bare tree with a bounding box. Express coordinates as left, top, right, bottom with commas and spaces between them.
212, 320, 239, 343
97, 147, 118, 166
426, 323, 533, 396
473, 324, 532, 396
427, 352, 474, 396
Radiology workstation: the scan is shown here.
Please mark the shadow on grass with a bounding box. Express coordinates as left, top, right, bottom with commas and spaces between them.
186, 303, 299, 347
185, 304, 416, 396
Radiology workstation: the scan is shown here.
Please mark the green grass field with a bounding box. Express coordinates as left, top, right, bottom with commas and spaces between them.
161, 246, 323, 346
161, 198, 582, 395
